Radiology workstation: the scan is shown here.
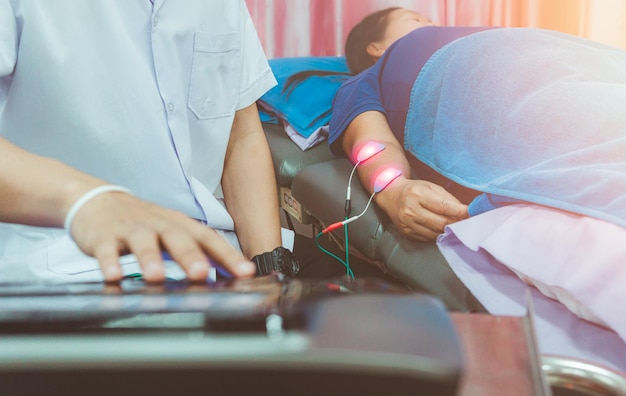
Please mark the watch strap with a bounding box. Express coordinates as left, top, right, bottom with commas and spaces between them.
252, 247, 299, 277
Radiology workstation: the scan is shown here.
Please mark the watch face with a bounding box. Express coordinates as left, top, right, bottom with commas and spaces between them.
285, 257, 299, 276
275, 248, 299, 277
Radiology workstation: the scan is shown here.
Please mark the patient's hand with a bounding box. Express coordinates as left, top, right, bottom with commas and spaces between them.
378, 178, 469, 241
69, 191, 256, 282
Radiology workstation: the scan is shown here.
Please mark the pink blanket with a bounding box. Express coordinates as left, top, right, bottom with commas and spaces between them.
437, 204, 626, 373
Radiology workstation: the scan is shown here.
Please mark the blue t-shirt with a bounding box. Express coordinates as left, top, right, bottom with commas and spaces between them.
329, 26, 493, 152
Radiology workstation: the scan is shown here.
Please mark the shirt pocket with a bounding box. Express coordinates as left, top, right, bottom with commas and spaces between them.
188, 32, 241, 120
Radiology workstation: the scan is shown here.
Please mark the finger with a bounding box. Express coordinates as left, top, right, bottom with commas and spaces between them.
195, 228, 256, 278
159, 227, 213, 282
125, 229, 166, 283
405, 204, 460, 236
93, 240, 124, 283
422, 194, 469, 219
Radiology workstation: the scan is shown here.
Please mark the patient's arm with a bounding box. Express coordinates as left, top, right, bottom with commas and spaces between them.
0, 137, 255, 282
341, 111, 468, 241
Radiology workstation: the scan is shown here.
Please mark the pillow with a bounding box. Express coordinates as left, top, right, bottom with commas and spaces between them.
259, 56, 351, 138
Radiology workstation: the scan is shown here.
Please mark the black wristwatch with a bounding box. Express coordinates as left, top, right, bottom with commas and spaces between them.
252, 247, 300, 277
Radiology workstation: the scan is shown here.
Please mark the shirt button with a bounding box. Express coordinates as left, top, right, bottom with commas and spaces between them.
167, 103, 175, 112
153, 16, 159, 27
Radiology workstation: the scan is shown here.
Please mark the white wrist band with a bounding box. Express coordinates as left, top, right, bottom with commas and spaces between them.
64, 185, 134, 232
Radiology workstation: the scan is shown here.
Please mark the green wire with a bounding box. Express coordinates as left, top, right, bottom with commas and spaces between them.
315, 230, 355, 279
343, 221, 353, 279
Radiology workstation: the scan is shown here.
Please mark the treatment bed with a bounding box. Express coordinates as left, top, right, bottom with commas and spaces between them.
263, 121, 484, 313
258, 55, 484, 312
258, 56, 626, 380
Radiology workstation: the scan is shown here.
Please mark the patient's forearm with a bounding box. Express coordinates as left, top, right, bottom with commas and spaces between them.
341, 111, 468, 241
0, 137, 104, 227
341, 111, 411, 202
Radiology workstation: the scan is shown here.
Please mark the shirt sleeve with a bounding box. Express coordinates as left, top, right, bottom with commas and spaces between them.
236, 0, 277, 110
0, 0, 17, 78
327, 66, 386, 155
0, 0, 16, 110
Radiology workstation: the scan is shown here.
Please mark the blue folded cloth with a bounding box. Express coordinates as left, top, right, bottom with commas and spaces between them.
259, 56, 350, 138
404, 28, 626, 227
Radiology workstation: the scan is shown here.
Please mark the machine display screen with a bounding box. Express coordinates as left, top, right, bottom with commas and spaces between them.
0, 277, 284, 331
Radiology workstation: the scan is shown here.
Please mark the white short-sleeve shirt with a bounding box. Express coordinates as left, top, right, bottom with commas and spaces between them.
0, 0, 277, 279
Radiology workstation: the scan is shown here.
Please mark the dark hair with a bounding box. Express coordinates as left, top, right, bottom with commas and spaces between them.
344, 7, 400, 74
280, 8, 400, 113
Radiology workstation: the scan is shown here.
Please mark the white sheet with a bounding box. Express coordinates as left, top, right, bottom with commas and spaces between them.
284, 122, 328, 151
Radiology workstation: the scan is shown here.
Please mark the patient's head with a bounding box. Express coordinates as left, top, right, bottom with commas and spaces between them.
345, 7, 437, 74
282, 8, 436, 93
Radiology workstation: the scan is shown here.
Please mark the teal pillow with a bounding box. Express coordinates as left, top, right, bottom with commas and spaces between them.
259, 56, 351, 138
